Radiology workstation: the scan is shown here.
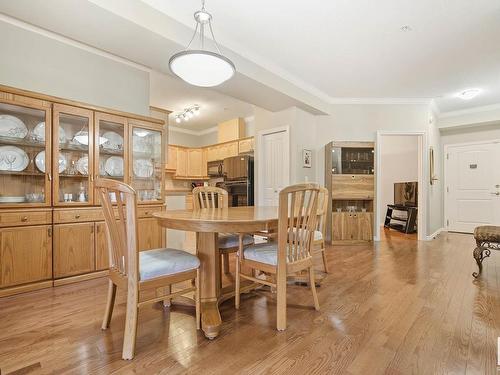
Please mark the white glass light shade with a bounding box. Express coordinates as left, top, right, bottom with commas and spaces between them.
169, 50, 235, 87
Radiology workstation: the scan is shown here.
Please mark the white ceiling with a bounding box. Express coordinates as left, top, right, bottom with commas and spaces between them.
150, 72, 254, 131
1, 0, 499, 118
142, 0, 500, 114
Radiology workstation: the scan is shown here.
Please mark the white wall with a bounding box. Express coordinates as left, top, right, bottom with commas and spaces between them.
440, 122, 500, 146
379, 135, 419, 224
0, 20, 150, 115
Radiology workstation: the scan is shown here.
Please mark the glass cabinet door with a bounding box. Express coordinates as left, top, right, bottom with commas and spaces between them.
130, 124, 163, 203
0, 100, 51, 206
94, 113, 127, 204
53, 104, 94, 206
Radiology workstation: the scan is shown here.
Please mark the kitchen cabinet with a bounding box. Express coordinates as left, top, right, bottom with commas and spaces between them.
166, 145, 177, 171
218, 118, 245, 143
238, 138, 254, 154
53, 222, 95, 278
187, 148, 204, 177
0, 225, 52, 288
331, 212, 373, 242
175, 147, 188, 177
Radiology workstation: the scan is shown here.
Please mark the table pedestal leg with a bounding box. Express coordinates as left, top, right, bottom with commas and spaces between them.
196, 232, 222, 339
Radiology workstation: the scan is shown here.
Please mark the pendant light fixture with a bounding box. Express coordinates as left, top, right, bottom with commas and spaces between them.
169, 0, 235, 87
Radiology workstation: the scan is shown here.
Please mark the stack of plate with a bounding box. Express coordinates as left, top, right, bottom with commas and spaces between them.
0, 196, 26, 203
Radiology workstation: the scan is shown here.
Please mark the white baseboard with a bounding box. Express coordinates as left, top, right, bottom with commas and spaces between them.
426, 227, 446, 241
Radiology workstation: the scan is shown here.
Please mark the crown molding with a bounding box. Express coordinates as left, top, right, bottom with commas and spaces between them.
169, 125, 218, 136
329, 97, 433, 105
438, 103, 500, 119
0, 13, 151, 72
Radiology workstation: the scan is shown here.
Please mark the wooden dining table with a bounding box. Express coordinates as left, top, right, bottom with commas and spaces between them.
153, 206, 279, 339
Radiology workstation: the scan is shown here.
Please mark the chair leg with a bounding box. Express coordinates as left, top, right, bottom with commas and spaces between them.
223, 253, 230, 275
195, 269, 201, 330
276, 269, 287, 331
235, 235, 243, 309
122, 285, 139, 360
309, 267, 320, 311
321, 245, 329, 273
159, 285, 171, 308
101, 280, 116, 330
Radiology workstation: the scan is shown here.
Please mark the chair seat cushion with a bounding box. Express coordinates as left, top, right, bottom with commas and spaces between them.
243, 243, 278, 266
218, 234, 254, 249
139, 248, 200, 281
474, 226, 500, 243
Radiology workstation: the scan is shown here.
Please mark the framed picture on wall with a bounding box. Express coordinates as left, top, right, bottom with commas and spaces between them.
303, 149, 312, 168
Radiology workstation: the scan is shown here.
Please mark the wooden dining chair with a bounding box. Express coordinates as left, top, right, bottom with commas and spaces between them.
313, 187, 329, 273
96, 179, 201, 360
192, 186, 254, 275
235, 183, 321, 331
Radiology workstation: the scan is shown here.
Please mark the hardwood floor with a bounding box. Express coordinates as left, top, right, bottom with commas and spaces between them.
1, 232, 499, 374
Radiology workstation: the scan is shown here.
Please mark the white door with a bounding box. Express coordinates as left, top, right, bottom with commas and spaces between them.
446, 141, 500, 233
261, 130, 289, 206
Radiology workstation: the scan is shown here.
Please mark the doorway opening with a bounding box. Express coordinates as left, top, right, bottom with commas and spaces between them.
376, 131, 427, 241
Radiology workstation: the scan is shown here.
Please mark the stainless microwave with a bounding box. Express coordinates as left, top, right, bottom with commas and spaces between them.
207, 160, 224, 177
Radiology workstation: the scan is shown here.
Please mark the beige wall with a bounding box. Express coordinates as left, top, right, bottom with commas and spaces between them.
0, 20, 150, 115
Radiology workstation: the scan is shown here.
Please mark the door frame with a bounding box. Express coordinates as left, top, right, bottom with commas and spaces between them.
256, 125, 290, 206
443, 139, 500, 233
375, 130, 428, 241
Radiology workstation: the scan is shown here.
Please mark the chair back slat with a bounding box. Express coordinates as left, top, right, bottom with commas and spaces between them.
96, 179, 139, 282
192, 186, 228, 209
278, 183, 320, 265
317, 187, 329, 236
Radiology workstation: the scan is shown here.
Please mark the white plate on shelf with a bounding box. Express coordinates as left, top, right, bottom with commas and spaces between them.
0, 196, 26, 203
76, 156, 89, 175
33, 122, 66, 143
0, 115, 27, 139
102, 131, 123, 151
0, 146, 29, 171
35, 151, 67, 173
133, 159, 154, 178
105, 156, 124, 177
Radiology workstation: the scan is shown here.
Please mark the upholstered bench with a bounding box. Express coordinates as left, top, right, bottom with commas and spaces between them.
472, 226, 500, 278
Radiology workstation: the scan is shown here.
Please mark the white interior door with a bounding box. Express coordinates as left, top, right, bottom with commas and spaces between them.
261, 130, 289, 206
446, 141, 500, 233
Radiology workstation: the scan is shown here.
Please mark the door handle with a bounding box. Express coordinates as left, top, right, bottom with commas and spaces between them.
490, 192, 500, 196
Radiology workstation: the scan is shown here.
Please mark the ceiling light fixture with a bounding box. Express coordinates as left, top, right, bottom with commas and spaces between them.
457, 88, 481, 100
174, 105, 201, 124
169, 0, 235, 87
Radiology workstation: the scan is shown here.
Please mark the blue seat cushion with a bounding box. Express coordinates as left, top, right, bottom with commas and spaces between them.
243, 243, 278, 266
139, 248, 200, 281
218, 234, 254, 249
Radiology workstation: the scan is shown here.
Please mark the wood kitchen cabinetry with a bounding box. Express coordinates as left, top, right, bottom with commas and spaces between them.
218, 117, 245, 143
325, 141, 375, 244
0, 84, 167, 297
0, 225, 52, 288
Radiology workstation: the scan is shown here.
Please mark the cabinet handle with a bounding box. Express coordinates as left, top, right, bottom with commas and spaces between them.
75, 214, 81, 219
48, 227, 52, 237
48, 173, 52, 181
21, 216, 28, 222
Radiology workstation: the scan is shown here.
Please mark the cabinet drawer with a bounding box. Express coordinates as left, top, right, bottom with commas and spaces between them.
332, 175, 374, 199
0, 210, 52, 227
138, 206, 164, 218
54, 208, 104, 223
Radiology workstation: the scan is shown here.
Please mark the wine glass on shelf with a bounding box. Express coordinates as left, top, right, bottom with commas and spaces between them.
6, 155, 16, 171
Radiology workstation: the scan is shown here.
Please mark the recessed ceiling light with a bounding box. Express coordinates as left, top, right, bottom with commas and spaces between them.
457, 88, 481, 100
400, 25, 412, 32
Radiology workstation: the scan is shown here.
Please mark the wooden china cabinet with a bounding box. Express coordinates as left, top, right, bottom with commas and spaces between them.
0, 85, 167, 297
